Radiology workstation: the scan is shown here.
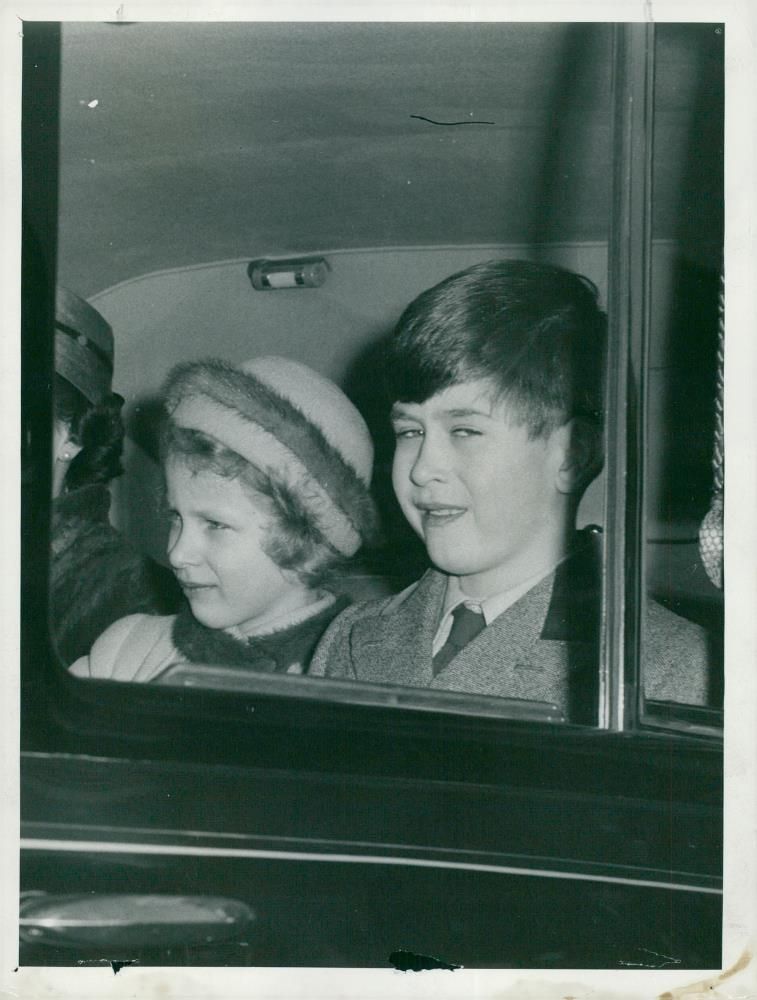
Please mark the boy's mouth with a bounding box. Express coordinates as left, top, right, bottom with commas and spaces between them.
177, 580, 216, 593
415, 502, 467, 527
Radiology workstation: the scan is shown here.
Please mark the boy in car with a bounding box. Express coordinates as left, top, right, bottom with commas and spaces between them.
309, 259, 709, 721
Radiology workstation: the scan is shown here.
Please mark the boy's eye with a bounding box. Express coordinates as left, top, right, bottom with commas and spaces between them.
204, 518, 228, 531
450, 426, 483, 437
393, 425, 423, 439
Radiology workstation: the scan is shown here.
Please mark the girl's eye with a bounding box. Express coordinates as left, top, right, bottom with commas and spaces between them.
451, 426, 482, 438
393, 426, 423, 439
204, 518, 228, 531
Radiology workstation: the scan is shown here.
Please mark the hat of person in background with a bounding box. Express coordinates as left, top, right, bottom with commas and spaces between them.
54, 286, 114, 405
162, 356, 378, 557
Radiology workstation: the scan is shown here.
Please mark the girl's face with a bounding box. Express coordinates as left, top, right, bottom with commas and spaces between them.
165, 457, 313, 635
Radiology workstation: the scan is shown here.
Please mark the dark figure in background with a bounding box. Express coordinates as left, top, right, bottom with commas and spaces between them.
50, 286, 180, 664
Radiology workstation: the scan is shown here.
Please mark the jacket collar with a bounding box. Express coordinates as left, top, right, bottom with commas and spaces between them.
349, 570, 445, 686
348, 530, 602, 686
173, 595, 350, 673
540, 530, 602, 643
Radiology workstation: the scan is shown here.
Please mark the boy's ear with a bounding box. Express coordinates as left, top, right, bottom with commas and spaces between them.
554, 417, 603, 495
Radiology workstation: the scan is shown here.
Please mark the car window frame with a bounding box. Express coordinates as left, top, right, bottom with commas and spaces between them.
22, 21, 724, 754
602, 23, 723, 742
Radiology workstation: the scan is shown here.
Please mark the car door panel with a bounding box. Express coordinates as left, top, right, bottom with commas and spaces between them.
21, 745, 722, 967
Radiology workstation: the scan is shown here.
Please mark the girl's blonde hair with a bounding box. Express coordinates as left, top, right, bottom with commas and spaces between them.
161, 421, 346, 589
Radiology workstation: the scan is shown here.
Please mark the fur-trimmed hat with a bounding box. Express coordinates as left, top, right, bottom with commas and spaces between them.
162, 356, 378, 557
54, 286, 114, 404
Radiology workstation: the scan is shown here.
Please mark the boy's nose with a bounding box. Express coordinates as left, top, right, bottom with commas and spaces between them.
409, 435, 446, 487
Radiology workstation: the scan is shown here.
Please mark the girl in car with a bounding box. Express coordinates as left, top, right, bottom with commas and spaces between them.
51, 286, 180, 664
70, 355, 378, 681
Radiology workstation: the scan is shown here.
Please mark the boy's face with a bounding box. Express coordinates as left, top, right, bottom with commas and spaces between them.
391, 380, 570, 599
165, 457, 311, 635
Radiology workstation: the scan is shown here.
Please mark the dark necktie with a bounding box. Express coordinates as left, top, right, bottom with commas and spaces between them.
433, 604, 486, 675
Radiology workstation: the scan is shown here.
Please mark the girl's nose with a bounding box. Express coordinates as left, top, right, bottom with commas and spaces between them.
167, 522, 199, 570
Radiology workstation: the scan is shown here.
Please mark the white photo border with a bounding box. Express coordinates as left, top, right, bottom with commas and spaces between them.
2, 2, 754, 998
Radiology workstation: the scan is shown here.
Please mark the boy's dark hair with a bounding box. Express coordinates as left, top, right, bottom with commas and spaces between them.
385, 259, 607, 438
54, 374, 125, 491
160, 422, 345, 589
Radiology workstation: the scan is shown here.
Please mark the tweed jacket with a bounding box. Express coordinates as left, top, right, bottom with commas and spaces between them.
309, 537, 710, 722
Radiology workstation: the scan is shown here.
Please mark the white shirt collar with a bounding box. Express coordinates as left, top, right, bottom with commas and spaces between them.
432, 556, 569, 657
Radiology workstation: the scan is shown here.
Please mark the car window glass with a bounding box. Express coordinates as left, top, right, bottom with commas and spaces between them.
641, 25, 724, 722
46, 23, 720, 735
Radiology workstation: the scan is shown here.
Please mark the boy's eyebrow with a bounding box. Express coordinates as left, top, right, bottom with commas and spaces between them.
444, 406, 493, 418
390, 403, 417, 421
390, 404, 494, 420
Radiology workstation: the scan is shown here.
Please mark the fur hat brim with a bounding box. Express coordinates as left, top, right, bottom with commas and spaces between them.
163, 359, 378, 556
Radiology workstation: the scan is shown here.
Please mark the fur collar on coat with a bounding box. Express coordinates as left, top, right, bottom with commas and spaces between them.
172, 596, 350, 673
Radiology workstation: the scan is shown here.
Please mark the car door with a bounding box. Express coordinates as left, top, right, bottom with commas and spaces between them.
21, 680, 722, 968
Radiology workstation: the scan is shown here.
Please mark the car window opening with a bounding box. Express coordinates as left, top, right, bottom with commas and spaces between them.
39, 21, 722, 737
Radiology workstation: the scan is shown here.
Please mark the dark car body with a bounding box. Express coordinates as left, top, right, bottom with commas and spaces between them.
21, 699, 722, 968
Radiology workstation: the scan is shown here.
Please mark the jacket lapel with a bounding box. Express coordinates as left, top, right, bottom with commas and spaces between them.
540, 531, 601, 642
430, 571, 555, 695
350, 570, 446, 686
347, 532, 601, 707
428, 533, 601, 716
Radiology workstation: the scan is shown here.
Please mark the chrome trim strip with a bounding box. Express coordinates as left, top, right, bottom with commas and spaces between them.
22, 821, 721, 888
20, 838, 722, 895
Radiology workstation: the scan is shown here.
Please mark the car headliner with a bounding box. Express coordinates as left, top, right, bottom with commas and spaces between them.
54, 21, 721, 297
